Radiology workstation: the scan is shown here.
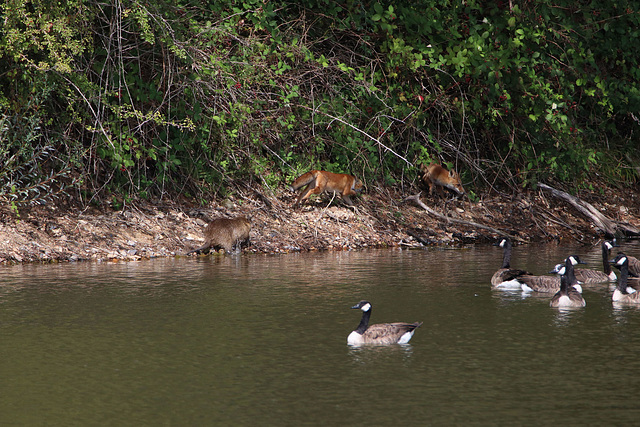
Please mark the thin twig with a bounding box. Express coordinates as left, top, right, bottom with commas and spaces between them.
298, 104, 414, 168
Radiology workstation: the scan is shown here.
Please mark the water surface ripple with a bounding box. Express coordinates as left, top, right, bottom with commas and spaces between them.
2, 242, 640, 425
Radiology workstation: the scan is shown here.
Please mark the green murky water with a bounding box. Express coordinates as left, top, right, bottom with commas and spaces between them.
2, 242, 640, 425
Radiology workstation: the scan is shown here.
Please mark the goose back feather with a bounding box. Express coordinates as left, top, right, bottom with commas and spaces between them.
626, 254, 640, 278
519, 274, 561, 293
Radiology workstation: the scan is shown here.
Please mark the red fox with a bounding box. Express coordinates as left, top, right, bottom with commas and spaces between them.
421, 163, 465, 197
187, 216, 251, 254
290, 170, 363, 206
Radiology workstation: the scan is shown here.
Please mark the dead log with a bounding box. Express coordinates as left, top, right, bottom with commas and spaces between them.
403, 193, 520, 240
538, 183, 640, 237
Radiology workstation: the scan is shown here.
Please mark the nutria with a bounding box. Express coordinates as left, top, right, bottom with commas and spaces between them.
187, 216, 251, 255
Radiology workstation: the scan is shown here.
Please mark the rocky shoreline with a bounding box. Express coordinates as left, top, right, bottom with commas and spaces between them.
1, 184, 639, 264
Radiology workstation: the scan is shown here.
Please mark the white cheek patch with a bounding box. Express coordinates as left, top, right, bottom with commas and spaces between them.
558, 266, 566, 275
500, 239, 507, 248
605, 242, 613, 250
569, 256, 578, 265
619, 257, 628, 265
361, 303, 371, 312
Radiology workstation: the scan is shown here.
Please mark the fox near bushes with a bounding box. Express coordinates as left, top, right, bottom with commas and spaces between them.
421, 163, 465, 197
290, 170, 363, 206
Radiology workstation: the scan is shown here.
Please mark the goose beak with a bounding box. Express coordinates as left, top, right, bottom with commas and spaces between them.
351, 304, 360, 309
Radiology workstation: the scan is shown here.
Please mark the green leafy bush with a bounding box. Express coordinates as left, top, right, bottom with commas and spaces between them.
0, 0, 638, 207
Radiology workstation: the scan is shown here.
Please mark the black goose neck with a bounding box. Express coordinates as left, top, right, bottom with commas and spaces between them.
355, 308, 371, 334
617, 262, 629, 293
501, 241, 512, 269
560, 273, 570, 293
565, 257, 578, 285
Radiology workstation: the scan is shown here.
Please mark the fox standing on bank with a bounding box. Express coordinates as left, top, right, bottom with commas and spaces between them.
290, 170, 363, 206
421, 163, 465, 197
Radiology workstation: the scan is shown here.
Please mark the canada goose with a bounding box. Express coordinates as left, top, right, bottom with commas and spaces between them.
610, 253, 640, 303
601, 240, 619, 281
550, 256, 586, 308
568, 240, 618, 283
491, 237, 532, 289
521, 255, 584, 294
347, 300, 422, 345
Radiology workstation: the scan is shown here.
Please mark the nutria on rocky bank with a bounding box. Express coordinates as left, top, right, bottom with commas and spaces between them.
187, 216, 251, 255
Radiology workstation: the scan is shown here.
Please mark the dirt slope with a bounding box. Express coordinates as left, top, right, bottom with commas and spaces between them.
0, 184, 638, 264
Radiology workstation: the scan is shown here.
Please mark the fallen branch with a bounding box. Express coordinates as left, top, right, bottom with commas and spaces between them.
403, 193, 518, 240
538, 183, 640, 237
532, 207, 585, 242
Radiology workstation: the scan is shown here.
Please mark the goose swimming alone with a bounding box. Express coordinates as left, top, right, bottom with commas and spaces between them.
347, 300, 422, 345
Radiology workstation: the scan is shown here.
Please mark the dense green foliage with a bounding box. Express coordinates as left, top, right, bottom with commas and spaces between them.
1, 0, 639, 206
